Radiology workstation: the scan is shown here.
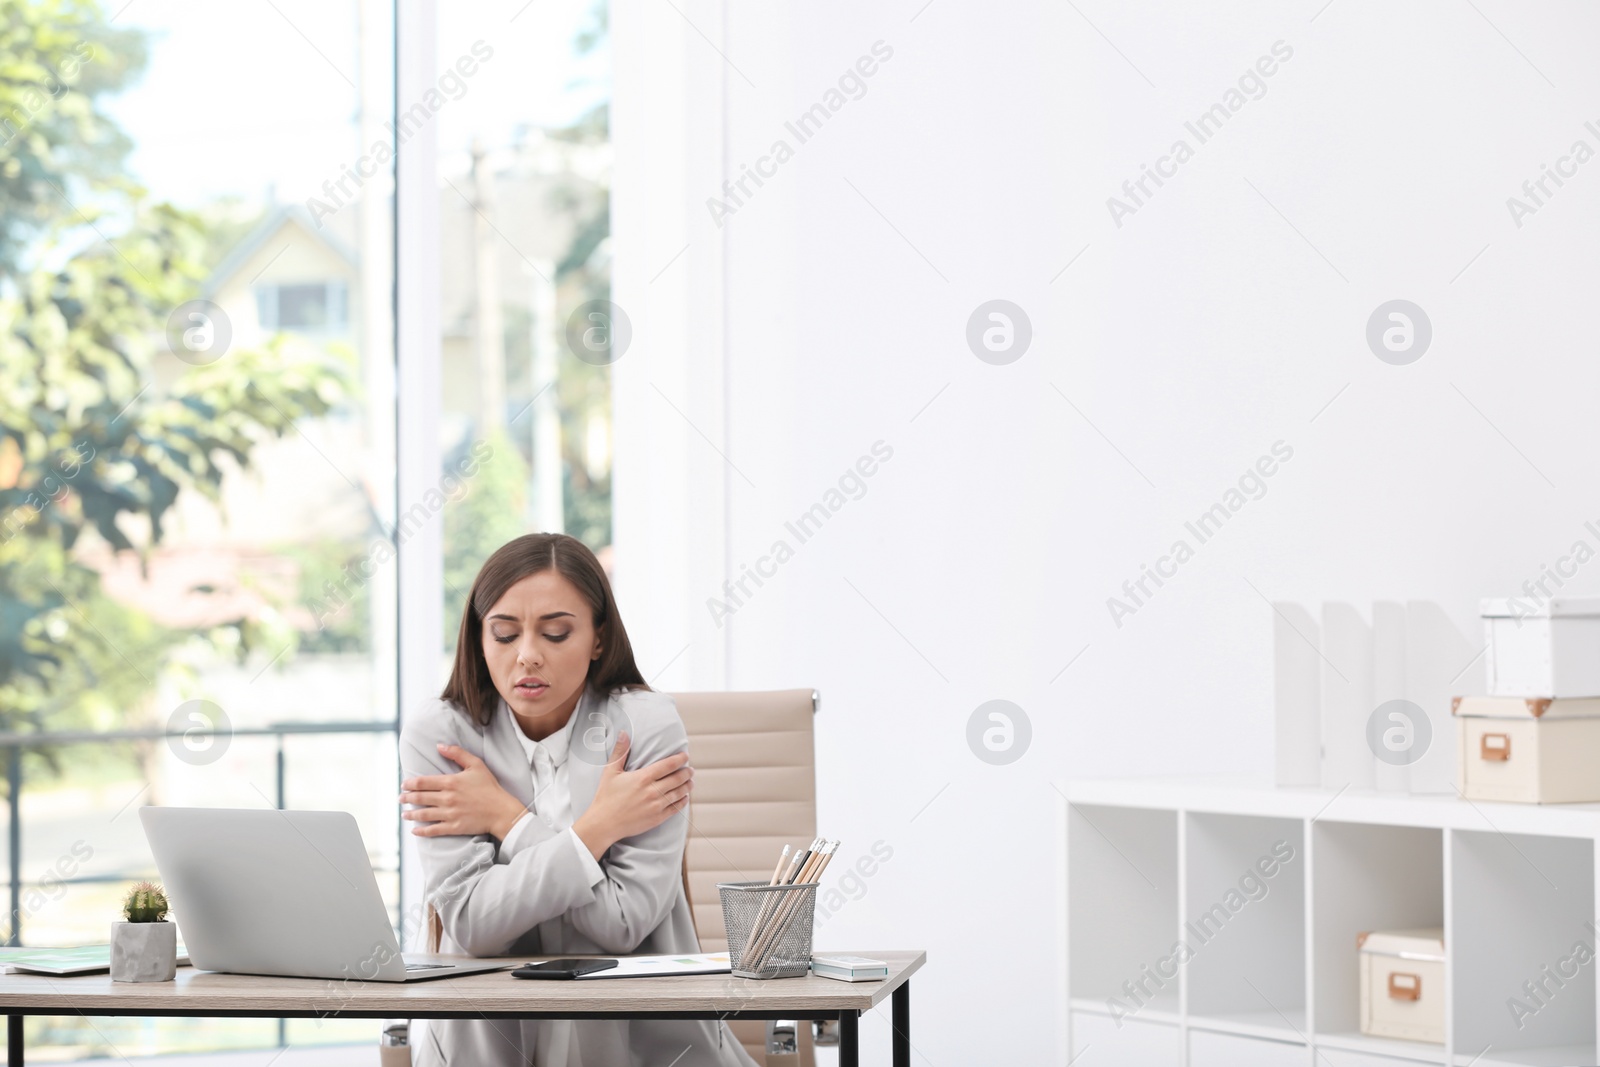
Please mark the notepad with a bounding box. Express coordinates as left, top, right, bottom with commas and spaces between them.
573, 952, 731, 979
0, 944, 192, 976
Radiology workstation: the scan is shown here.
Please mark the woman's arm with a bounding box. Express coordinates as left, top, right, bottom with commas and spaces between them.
401, 743, 528, 842
400, 716, 605, 957
563, 694, 694, 954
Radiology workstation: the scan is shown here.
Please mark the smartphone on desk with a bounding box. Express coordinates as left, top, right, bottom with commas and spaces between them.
512, 958, 618, 980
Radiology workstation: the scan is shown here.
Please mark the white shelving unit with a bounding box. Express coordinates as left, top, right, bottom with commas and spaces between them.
1059, 777, 1600, 1067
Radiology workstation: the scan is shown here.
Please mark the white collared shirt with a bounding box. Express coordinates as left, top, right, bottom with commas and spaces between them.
499, 703, 607, 886
497, 702, 608, 1067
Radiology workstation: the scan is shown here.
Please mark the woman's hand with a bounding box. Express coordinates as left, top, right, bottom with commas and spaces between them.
572, 732, 695, 861
400, 743, 529, 840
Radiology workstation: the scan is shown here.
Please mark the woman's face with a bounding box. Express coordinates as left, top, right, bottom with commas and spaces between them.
480, 568, 602, 733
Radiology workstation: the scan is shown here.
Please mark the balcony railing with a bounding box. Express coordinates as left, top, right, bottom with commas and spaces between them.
1, 720, 402, 948
0, 720, 401, 1057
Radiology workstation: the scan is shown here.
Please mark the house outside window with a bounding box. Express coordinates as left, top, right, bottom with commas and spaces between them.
255, 280, 349, 333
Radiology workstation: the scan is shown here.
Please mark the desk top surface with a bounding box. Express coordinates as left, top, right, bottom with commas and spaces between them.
0, 950, 925, 1016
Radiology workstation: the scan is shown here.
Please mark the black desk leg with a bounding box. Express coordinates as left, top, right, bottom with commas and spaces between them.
892, 980, 910, 1067
9, 1013, 22, 1067
839, 1009, 859, 1067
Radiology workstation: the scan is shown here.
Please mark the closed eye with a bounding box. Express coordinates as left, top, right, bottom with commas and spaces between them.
543, 633, 570, 642
492, 633, 517, 644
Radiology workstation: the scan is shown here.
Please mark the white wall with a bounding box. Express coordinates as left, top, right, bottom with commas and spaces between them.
616, 1, 1600, 1061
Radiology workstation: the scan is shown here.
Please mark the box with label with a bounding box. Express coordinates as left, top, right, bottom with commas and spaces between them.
1481, 596, 1600, 697
1453, 696, 1600, 804
1358, 928, 1444, 1044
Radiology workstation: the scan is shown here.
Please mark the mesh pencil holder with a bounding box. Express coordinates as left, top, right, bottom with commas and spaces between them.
716, 880, 819, 979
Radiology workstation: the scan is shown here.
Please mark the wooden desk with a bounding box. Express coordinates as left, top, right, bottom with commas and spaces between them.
0, 949, 922, 1067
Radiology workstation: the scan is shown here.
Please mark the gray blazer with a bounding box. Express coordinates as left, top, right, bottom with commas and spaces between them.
400, 685, 759, 1067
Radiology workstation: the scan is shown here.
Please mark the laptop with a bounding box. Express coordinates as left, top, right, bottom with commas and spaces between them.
139, 806, 510, 982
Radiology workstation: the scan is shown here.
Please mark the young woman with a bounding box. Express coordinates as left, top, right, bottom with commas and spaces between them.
399, 533, 758, 1067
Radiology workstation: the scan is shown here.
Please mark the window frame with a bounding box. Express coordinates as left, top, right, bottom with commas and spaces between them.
394, 0, 444, 930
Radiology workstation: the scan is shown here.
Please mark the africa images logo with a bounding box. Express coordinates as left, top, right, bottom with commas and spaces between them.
1366, 699, 1431, 766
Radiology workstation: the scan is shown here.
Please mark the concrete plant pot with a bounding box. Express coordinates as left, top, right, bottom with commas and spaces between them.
110, 921, 177, 982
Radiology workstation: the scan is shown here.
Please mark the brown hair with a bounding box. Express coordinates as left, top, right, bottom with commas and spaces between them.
441, 533, 648, 727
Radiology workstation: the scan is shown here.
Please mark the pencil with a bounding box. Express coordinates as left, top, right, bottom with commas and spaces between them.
766, 844, 791, 885
750, 842, 792, 952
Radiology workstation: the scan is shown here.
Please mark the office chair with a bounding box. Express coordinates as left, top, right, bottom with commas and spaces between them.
385, 688, 822, 1067
673, 688, 821, 1067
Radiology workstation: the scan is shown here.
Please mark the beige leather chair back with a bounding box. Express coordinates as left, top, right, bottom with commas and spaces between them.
672, 688, 818, 1066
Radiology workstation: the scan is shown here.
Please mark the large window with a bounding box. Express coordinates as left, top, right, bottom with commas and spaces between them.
0, 0, 399, 1057
0, 0, 612, 1059
434, 0, 614, 653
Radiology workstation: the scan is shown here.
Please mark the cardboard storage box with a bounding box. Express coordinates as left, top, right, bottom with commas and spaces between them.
1481, 596, 1600, 697
1453, 696, 1600, 804
1359, 928, 1444, 1044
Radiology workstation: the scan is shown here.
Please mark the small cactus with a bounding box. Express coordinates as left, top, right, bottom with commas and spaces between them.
122, 881, 169, 923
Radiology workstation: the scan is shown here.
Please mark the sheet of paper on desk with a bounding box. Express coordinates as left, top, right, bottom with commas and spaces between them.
0, 944, 192, 976
574, 952, 732, 979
